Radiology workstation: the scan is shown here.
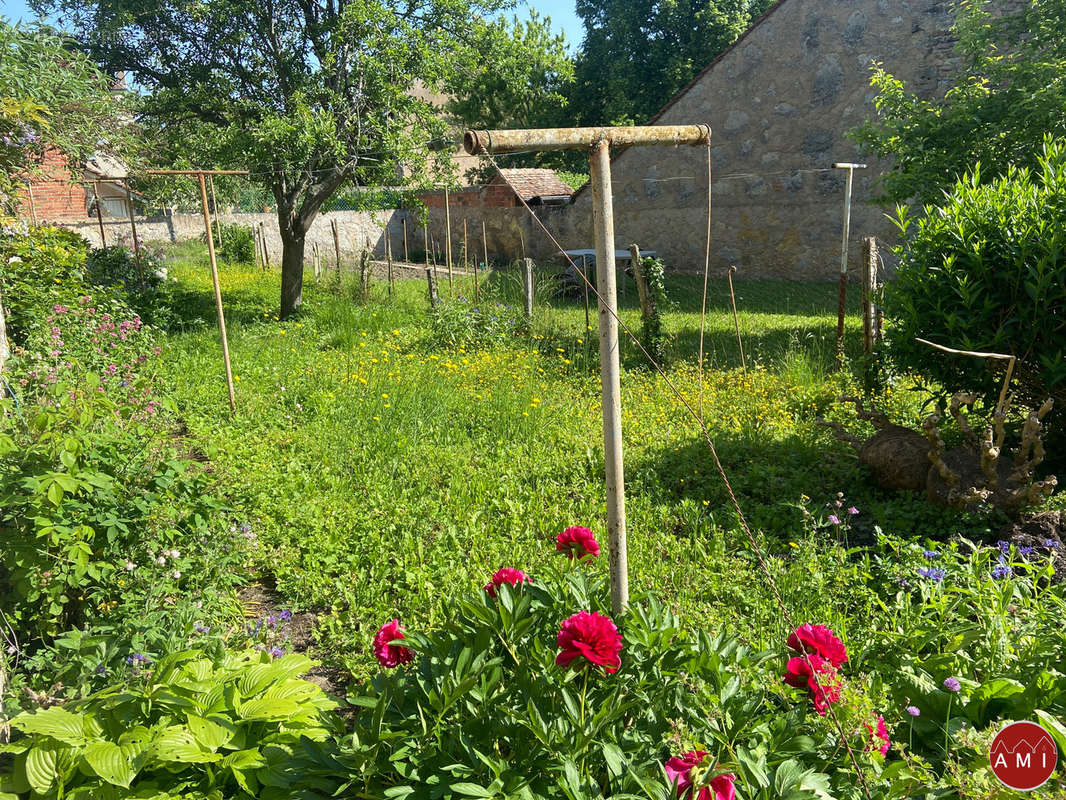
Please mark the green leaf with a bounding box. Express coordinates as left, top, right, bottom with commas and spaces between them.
238, 697, 302, 721
187, 714, 235, 750
451, 782, 496, 797
12, 707, 92, 746
1034, 710, 1066, 757
24, 744, 58, 795
82, 741, 140, 788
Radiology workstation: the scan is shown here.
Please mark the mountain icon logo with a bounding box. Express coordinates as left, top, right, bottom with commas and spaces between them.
989, 720, 1058, 791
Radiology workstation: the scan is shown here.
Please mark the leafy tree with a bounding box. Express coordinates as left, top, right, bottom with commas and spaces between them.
569, 0, 773, 126
37, 0, 520, 318
853, 0, 1066, 203
0, 19, 130, 213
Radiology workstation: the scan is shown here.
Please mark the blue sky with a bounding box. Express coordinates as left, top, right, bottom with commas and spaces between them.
4, 0, 585, 46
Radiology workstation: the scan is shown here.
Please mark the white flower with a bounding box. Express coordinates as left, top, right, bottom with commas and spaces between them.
124, 561, 136, 571
8, 256, 22, 264
156, 556, 167, 566
172, 570, 181, 579
169, 549, 180, 559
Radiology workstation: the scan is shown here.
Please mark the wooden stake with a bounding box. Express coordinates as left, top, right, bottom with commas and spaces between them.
93, 181, 107, 247
386, 227, 394, 297
331, 217, 342, 283
523, 257, 534, 322
590, 139, 628, 615
479, 220, 488, 304
581, 254, 591, 332
445, 186, 454, 294
197, 172, 236, 412
402, 217, 409, 263
426, 267, 439, 307
209, 175, 222, 244
123, 179, 144, 289
26, 183, 38, 227
259, 222, 270, 268
833, 162, 866, 367
861, 236, 878, 356
629, 244, 656, 322
727, 266, 746, 368
253, 224, 261, 271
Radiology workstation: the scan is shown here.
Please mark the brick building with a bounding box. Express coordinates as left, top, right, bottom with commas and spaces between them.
19, 148, 136, 223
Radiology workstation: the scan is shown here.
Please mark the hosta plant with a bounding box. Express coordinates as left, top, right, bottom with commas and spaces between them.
0, 649, 344, 799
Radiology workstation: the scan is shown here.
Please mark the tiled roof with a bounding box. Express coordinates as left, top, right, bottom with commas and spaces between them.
495, 168, 574, 200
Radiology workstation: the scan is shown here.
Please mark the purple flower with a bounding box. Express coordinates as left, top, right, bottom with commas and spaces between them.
997, 540, 1011, 553
992, 564, 1013, 580
95, 664, 107, 675
279, 609, 292, 622
126, 653, 151, 665
1045, 539, 1060, 549
906, 706, 921, 717
828, 514, 841, 525
918, 567, 946, 581
269, 646, 284, 658
194, 623, 210, 634
922, 549, 940, 559
1018, 545, 1035, 556
847, 506, 859, 515
943, 677, 961, 692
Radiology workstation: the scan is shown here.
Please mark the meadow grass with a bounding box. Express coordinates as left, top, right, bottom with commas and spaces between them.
159, 249, 1001, 678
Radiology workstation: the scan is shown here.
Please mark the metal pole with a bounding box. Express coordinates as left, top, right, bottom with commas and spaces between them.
479, 220, 487, 304
386, 228, 394, 297
833, 162, 866, 367
93, 181, 107, 247
124, 179, 144, 289
524, 257, 534, 322
197, 172, 237, 412
581, 254, 591, 332
465, 124, 710, 154
589, 138, 628, 615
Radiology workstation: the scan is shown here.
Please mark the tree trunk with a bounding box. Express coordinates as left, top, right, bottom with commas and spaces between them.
279, 217, 307, 319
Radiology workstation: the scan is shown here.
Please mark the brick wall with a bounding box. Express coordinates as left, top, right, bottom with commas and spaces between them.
419, 182, 516, 210
17, 149, 90, 221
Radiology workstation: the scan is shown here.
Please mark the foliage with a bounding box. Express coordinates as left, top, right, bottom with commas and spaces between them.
343, 557, 880, 799
429, 296, 530, 349
0, 20, 133, 213
0, 650, 343, 799
555, 171, 589, 192
569, 0, 773, 126
884, 138, 1066, 411
38, 0, 567, 318
205, 222, 255, 265
322, 187, 423, 213
637, 256, 668, 365
852, 0, 1066, 203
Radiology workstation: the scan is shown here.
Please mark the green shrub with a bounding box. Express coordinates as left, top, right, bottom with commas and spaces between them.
429, 297, 530, 349
0, 650, 343, 799
205, 222, 255, 264
886, 137, 1066, 408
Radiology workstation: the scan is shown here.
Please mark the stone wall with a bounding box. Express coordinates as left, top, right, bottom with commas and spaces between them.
562, 0, 965, 279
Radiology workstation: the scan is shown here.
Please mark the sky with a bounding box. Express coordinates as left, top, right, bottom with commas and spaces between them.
3, 0, 585, 46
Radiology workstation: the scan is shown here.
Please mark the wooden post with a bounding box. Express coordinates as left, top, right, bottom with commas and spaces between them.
479, 220, 488, 304
123, 179, 145, 289
861, 236, 878, 356
833, 162, 866, 367
426, 267, 439, 307
590, 138, 628, 615
332, 218, 342, 283
523, 257, 534, 322
209, 175, 222, 244
259, 221, 270, 268
424, 223, 431, 276
26, 183, 38, 227
402, 217, 409, 263
253, 224, 261, 271
386, 228, 394, 297
93, 181, 107, 247
727, 266, 746, 369
444, 186, 454, 294
629, 244, 656, 322
197, 172, 236, 412
462, 218, 469, 276
581, 254, 591, 332
360, 236, 371, 299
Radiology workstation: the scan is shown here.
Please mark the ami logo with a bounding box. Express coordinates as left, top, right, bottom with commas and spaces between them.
989, 721, 1058, 791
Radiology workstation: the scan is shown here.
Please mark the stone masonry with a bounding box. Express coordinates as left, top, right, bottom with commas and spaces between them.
560, 0, 967, 279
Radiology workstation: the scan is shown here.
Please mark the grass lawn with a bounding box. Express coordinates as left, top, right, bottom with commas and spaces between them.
159, 249, 1010, 679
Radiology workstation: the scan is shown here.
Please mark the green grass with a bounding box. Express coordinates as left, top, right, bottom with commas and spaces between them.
158, 251, 1004, 679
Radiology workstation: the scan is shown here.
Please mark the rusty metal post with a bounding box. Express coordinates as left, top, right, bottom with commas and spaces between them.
833, 162, 866, 367
93, 181, 107, 247
197, 172, 237, 412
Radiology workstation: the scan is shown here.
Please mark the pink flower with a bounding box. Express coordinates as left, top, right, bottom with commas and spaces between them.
864, 714, 890, 756
556, 526, 600, 559
373, 619, 414, 668
787, 624, 848, 668
663, 751, 736, 800
484, 567, 530, 598
556, 611, 622, 673
828, 514, 841, 525
783, 654, 842, 715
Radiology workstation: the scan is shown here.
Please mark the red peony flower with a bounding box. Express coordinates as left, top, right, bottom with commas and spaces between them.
787, 623, 848, 668
864, 714, 891, 756
555, 611, 622, 673
663, 750, 736, 800
784, 654, 842, 715
556, 526, 601, 559
373, 619, 414, 668
484, 567, 530, 598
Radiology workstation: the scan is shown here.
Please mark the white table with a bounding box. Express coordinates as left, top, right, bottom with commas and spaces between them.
563, 249, 656, 298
